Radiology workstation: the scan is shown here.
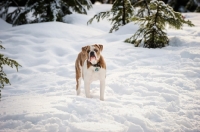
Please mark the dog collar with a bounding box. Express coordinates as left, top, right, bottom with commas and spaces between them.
92, 62, 101, 68
88, 61, 101, 70
93, 63, 101, 72
88, 61, 101, 68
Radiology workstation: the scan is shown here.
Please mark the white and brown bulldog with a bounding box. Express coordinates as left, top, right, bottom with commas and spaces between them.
75, 44, 106, 101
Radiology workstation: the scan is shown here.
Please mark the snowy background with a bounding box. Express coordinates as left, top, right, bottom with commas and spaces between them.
0, 4, 200, 132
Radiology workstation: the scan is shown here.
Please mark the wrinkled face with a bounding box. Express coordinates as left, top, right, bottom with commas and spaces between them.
82, 44, 103, 64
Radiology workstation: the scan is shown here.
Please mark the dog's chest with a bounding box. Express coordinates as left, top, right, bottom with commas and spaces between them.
83, 61, 105, 81
88, 67, 102, 80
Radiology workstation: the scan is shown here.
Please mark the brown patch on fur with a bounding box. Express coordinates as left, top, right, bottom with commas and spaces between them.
99, 55, 106, 69
82, 45, 89, 52
75, 46, 89, 90
94, 44, 103, 51
94, 44, 103, 52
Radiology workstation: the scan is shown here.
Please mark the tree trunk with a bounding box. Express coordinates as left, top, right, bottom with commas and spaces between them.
122, 0, 126, 25
152, 4, 159, 48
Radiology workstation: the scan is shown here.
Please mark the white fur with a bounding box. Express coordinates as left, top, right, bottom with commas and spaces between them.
76, 78, 81, 95
83, 60, 106, 101
76, 64, 82, 95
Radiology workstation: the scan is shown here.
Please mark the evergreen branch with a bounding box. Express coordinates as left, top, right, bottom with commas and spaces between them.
0, 54, 22, 71
69, 0, 92, 15
75, 0, 87, 14
11, 0, 19, 8
0, 1, 11, 19
2, 0, 93, 26
109, 22, 121, 33
133, 0, 143, 7
0, 68, 11, 88
0, 42, 5, 50
0, 41, 21, 88
87, 11, 110, 25
88, 0, 133, 33
144, 0, 151, 15
125, 27, 146, 46
134, 0, 151, 18
77, 0, 92, 11
12, 2, 38, 26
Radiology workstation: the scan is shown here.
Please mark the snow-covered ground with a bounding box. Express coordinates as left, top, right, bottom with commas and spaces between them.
0, 4, 200, 132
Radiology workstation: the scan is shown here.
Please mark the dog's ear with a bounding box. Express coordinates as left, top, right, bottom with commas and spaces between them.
95, 44, 103, 51
99, 44, 103, 51
82, 46, 89, 52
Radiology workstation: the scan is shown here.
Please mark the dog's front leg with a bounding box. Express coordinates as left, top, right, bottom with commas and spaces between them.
84, 80, 91, 98
100, 79, 105, 101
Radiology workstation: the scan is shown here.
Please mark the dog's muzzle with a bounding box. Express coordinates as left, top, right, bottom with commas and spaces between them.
90, 51, 95, 57
89, 51, 96, 62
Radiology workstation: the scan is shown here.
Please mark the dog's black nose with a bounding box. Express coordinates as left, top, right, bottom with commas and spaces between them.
90, 51, 95, 57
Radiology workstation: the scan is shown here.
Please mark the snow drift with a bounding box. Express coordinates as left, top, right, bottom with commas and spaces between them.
0, 5, 200, 132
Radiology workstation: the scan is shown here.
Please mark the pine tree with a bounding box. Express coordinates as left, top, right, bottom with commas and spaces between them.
87, 0, 134, 33
0, 0, 11, 20
196, 5, 200, 12
167, 0, 178, 10
125, 0, 194, 48
185, 0, 197, 12
133, 0, 151, 18
0, 0, 92, 26
185, 0, 200, 12
0, 41, 21, 90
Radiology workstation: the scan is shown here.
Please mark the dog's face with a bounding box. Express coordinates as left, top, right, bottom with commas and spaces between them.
82, 44, 103, 64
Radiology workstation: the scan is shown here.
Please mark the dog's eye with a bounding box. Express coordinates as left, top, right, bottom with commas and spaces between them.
87, 50, 90, 53
94, 49, 98, 52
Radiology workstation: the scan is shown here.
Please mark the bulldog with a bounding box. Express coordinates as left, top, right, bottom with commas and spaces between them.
75, 44, 106, 101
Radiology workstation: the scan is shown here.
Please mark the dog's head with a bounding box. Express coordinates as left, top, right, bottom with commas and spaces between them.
82, 44, 103, 64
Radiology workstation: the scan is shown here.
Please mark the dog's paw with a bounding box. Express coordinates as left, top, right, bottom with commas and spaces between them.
76, 90, 81, 95
86, 95, 91, 98
100, 98, 104, 101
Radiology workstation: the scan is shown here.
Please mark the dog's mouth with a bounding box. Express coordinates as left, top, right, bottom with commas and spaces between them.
90, 55, 96, 62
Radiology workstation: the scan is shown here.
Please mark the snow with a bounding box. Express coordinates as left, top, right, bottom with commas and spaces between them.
0, 5, 200, 132
0, 19, 11, 30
